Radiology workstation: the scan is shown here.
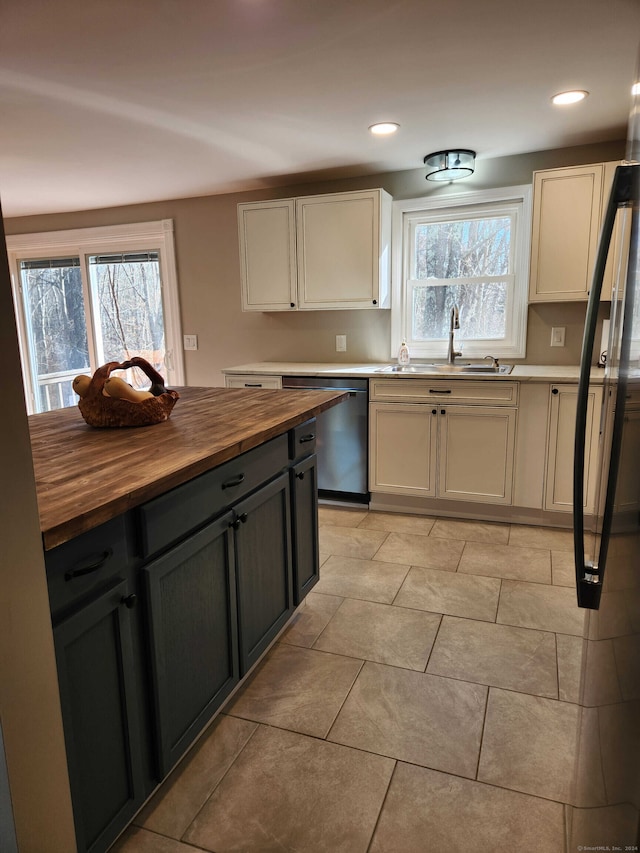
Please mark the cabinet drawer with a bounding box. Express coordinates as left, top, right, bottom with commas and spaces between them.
369, 378, 518, 405
225, 374, 282, 389
45, 514, 134, 618
138, 433, 289, 558
289, 418, 317, 461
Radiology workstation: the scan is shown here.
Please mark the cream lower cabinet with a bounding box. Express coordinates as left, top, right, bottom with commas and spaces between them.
544, 383, 603, 513
369, 400, 516, 505
369, 403, 437, 497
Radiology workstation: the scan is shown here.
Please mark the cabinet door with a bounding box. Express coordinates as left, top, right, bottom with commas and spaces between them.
602, 161, 632, 302
234, 472, 294, 674
369, 402, 437, 496
612, 406, 640, 514
143, 512, 239, 777
545, 384, 603, 513
290, 453, 319, 604
438, 405, 516, 504
296, 190, 385, 309
529, 164, 604, 301
238, 199, 297, 311
54, 579, 144, 853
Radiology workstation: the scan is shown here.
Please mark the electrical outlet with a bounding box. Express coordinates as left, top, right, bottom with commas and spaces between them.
550, 327, 566, 347
183, 334, 198, 351
336, 334, 347, 352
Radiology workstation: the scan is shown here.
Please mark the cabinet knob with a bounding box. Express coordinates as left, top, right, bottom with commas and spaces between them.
296, 471, 305, 480
290, 302, 295, 308
121, 593, 137, 609
372, 299, 377, 305
432, 409, 437, 415
440, 409, 446, 415
230, 513, 248, 530
552, 388, 559, 395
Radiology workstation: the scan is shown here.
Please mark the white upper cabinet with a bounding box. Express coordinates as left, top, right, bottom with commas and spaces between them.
237, 199, 297, 311
529, 161, 626, 302
238, 189, 392, 311
529, 164, 604, 302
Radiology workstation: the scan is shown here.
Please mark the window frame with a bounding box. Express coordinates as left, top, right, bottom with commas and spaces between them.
391, 186, 532, 361
7, 220, 184, 414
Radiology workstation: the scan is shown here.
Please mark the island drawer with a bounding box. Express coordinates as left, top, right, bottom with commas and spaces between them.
138, 432, 289, 558
289, 418, 317, 461
45, 514, 135, 618
369, 378, 518, 405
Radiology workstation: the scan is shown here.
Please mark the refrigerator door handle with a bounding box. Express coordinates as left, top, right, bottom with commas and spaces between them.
574, 164, 636, 609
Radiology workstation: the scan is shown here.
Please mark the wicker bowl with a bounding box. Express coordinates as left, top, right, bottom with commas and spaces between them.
78, 357, 179, 428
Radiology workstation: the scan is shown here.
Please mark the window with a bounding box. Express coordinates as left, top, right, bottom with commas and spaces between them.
8, 220, 184, 414
392, 187, 531, 360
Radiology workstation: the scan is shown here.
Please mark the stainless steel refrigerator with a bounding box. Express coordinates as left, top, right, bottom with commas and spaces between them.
571, 62, 640, 848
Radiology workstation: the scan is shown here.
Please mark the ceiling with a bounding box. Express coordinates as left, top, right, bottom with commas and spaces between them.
1, 0, 639, 219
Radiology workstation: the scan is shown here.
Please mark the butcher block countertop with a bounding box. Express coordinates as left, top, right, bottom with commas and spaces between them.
29, 385, 346, 550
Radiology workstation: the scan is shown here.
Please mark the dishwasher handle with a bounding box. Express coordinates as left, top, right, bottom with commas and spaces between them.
284, 386, 366, 396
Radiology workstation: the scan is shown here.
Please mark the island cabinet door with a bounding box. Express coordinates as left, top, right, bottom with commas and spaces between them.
53, 578, 145, 853
233, 472, 294, 675
290, 453, 320, 604
142, 511, 239, 778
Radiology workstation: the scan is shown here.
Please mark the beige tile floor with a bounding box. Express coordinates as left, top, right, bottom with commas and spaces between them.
112, 507, 586, 853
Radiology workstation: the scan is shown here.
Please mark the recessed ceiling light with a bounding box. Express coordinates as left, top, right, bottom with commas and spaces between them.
551, 90, 589, 106
632, 82, 640, 96
369, 122, 400, 136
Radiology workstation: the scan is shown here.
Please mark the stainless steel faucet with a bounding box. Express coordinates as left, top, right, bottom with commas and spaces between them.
447, 305, 461, 363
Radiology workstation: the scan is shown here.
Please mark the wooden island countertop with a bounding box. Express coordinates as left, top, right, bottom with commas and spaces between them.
29, 385, 347, 550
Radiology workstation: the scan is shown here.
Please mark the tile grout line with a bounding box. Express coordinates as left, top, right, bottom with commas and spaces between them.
176, 719, 262, 845
474, 685, 492, 783
364, 759, 399, 853
124, 824, 216, 852
422, 613, 445, 674
322, 657, 366, 743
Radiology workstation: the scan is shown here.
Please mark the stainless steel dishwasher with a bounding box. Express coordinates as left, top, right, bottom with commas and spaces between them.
282, 376, 369, 503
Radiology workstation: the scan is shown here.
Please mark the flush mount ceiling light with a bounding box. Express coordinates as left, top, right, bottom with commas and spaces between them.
424, 149, 476, 182
551, 90, 589, 105
369, 122, 400, 136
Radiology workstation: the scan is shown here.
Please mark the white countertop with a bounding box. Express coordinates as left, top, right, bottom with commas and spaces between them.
222, 362, 606, 383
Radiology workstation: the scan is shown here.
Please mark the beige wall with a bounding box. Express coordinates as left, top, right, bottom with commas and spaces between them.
0, 209, 76, 851
5, 139, 625, 387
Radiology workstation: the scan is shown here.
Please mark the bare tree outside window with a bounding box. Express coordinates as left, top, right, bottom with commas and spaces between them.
89, 252, 166, 387
20, 259, 90, 411
411, 216, 512, 341
19, 250, 167, 411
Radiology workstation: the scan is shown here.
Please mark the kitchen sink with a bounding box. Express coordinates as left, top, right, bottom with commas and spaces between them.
376, 363, 514, 375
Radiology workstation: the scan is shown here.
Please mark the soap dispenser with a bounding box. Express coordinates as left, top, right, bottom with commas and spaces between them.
398, 340, 410, 366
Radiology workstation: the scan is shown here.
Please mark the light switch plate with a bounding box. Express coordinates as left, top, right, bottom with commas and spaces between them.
336, 334, 347, 352
183, 334, 198, 351
550, 327, 566, 347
